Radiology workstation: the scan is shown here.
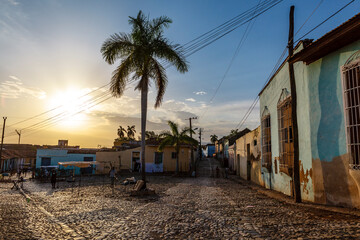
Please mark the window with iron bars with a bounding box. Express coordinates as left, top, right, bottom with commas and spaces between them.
278, 96, 294, 175
342, 59, 360, 170
261, 114, 272, 169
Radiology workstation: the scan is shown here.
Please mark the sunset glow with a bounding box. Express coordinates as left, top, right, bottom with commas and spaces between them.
47, 88, 90, 128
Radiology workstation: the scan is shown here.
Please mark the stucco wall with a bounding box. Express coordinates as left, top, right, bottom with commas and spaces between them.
235, 127, 262, 186
259, 59, 294, 196
36, 149, 96, 175
96, 146, 191, 173
307, 40, 360, 208
260, 39, 360, 207
95, 147, 140, 174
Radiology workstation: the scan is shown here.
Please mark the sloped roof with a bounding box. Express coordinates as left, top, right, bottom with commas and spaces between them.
290, 13, 360, 64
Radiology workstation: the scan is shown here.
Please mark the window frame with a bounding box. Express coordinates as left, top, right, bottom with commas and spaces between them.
277, 95, 294, 175
341, 58, 360, 169
261, 113, 272, 170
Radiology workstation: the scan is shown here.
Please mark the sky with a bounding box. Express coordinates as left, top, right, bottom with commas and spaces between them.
0, 0, 359, 148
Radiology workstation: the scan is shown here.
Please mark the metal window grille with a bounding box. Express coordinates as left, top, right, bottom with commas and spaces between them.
342, 59, 360, 169
277, 97, 294, 174
261, 114, 272, 169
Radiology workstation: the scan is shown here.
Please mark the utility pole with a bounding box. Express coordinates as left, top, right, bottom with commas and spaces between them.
187, 117, 197, 174
288, 5, 301, 203
15, 130, 21, 144
0, 117, 7, 172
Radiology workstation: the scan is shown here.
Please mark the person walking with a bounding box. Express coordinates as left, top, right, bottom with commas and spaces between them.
109, 167, 116, 187
50, 169, 57, 189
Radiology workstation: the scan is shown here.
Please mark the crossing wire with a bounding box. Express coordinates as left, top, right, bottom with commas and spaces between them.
5, 0, 284, 139
233, 0, 354, 131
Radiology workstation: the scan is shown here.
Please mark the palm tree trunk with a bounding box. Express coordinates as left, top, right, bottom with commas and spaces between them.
141, 88, 148, 187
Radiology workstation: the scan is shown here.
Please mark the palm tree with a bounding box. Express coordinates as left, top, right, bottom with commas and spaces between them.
158, 121, 198, 174
101, 11, 188, 185
229, 129, 239, 136
145, 130, 157, 140
210, 134, 218, 144
117, 126, 126, 139
127, 125, 136, 140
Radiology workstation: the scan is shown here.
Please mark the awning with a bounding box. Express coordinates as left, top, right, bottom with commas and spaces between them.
40, 165, 59, 168
58, 161, 99, 168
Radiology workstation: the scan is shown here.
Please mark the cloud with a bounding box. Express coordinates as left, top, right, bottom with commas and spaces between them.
7, 0, 19, 5
0, 76, 46, 99
185, 98, 196, 102
194, 91, 207, 95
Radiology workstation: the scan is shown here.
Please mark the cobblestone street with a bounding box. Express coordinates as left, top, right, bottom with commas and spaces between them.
2, 158, 360, 239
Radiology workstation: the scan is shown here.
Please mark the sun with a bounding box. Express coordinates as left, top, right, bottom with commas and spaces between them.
47, 88, 91, 129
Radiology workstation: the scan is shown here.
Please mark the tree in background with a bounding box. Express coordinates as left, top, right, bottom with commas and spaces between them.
158, 121, 198, 174
210, 134, 218, 144
117, 126, 126, 139
101, 11, 188, 185
127, 125, 136, 140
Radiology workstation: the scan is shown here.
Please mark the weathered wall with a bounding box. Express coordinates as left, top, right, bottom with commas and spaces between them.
146, 146, 191, 172
96, 146, 191, 173
235, 127, 263, 185
36, 149, 96, 175
307, 40, 360, 207
96, 147, 140, 174
259, 59, 293, 196
228, 144, 235, 171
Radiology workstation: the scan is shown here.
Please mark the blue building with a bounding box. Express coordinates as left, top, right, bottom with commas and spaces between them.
205, 144, 215, 157
36, 148, 97, 175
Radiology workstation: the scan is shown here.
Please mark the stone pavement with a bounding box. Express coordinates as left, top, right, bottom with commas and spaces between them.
1, 160, 360, 239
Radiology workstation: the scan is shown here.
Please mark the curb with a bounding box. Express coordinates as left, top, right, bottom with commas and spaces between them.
229, 175, 360, 218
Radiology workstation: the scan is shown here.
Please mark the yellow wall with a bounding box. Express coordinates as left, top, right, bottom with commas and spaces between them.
235, 127, 263, 186
95, 147, 141, 174
146, 146, 191, 172
95, 145, 191, 174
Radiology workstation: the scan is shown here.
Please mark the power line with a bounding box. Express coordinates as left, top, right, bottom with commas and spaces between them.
233, 0, 353, 131
5, 1, 285, 141
7, 83, 110, 128
199, 0, 265, 120
294, 0, 355, 43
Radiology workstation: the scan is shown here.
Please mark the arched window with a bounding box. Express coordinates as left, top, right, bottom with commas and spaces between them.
261, 107, 272, 169
277, 88, 293, 175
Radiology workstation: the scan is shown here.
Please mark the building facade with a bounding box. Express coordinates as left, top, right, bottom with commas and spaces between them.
259, 14, 360, 208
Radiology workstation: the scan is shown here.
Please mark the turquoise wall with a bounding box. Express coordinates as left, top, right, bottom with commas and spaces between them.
259, 40, 360, 205
259, 43, 313, 201
259, 59, 293, 196
36, 149, 96, 175
308, 41, 360, 162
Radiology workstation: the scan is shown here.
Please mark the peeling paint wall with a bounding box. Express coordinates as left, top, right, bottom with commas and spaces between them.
307, 41, 360, 208
259, 57, 295, 196
259, 40, 360, 207
235, 127, 263, 186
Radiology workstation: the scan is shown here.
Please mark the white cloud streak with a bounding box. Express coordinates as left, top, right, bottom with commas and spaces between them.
0, 76, 46, 99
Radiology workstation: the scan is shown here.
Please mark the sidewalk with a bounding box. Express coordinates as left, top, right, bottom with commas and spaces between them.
228, 174, 360, 218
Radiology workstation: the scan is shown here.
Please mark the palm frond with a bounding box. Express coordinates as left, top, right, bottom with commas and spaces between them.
180, 135, 198, 146
153, 39, 188, 73
167, 121, 179, 136
181, 127, 195, 136
101, 33, 134, 64
150, 58, 168, 108
158, 136, 174, 151
110, 55, 135, 97
151, 15, 172, 35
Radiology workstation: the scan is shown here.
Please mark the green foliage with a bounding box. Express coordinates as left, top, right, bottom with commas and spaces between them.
210, 134, 218, 144
158, 121, 198, 173
101, 10, 188, 108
